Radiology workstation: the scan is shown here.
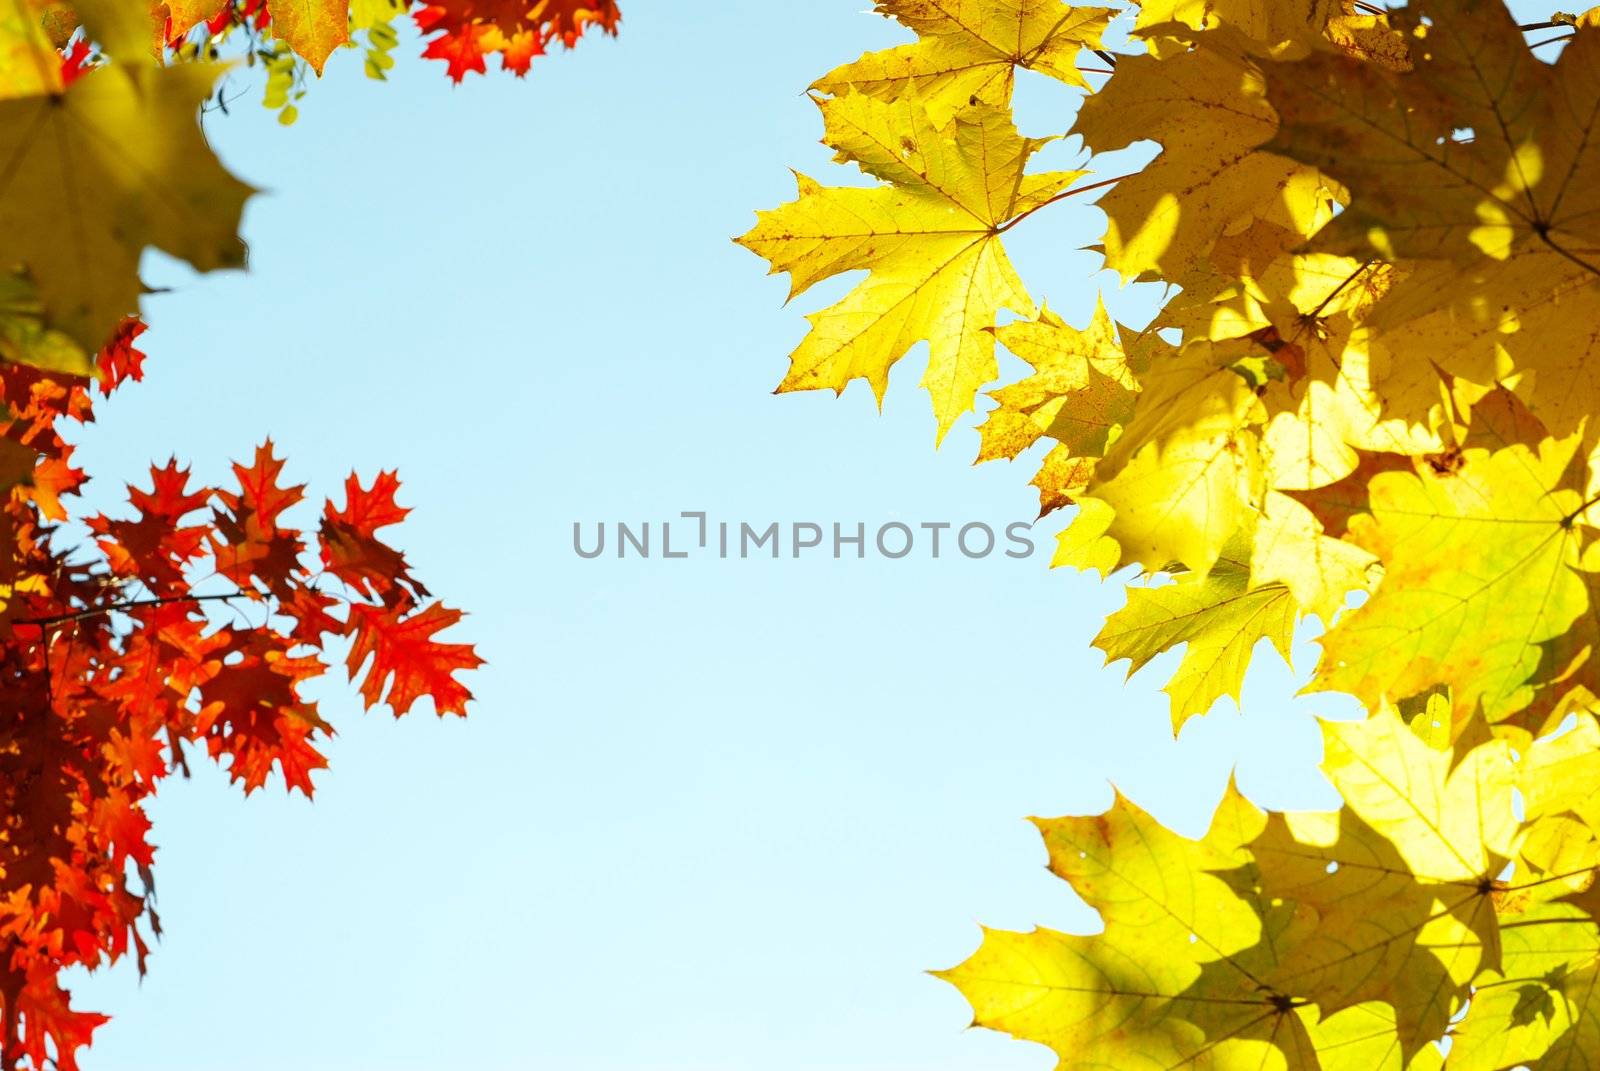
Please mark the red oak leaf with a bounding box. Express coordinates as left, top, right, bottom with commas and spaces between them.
279, 584, 346, 645
415, 0, 616, 80
346, 602, 481, 717
319, 471, 425, 608
95, 321, 147, 392
89, 461, 211, 592
210, 441, 307, 598
195, 631, 330, 795
419, 12, 491, 81
499, 28, 543, 74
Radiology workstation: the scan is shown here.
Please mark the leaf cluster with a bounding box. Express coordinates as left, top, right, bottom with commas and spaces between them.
742, 1, 1600, 1065
0, 325, 481, 1068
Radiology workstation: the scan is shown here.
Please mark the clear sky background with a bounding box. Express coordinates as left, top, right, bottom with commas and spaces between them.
51, 2, 1525, 1067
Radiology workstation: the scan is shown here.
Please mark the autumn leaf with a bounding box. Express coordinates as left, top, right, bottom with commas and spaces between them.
196, 629, 331, 795
413, 0, 618, 80
69, 0, 164, 66
1133, 0, 1341, 48
163, 0, 228, 39
1050, 495, 1120, 577
1250, 489, 1376, 624
267, 0, 350, 73
977, 300, 1139, 513
0, 62, 253, 350
0, 274, 92, 377
319, 470, 427, 608
1321, 707, 1516, 883
934, 786, 1296, 1068
1448, 899, 1600, 1070
1249, 803, 1497, 1054
1072, 37, 1331, 284
1094, 538, 1296, 731
210, 439, 308, 598
813, 0, 1113, 122
1266, 0, 1600, 314
0, 0, 67, 99
738, 91, 1084, 439
347, 602, 482, 717
936, 777, 1493, 1067
747, 5, 1600, 1069
937, 718, 1544, 1066
0, 347, 482, 1062
1083, 339, 1267, 576
1313, 436, 1591, 721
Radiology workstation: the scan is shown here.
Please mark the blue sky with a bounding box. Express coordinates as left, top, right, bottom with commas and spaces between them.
52, 4, 1419, 1068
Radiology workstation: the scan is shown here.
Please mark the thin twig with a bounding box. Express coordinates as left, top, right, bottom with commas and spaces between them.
19, 591, 247, 629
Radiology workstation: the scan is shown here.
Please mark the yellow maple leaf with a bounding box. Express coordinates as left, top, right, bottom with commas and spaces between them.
1312, 436, 1591, 722
1084, 339, 1267, 576
1134, 0, 1340, 49
1094, 537, 1296, 731
1373, 259, 1600, 445
72, 0, 164, 65
737, 92, 1083, 439
0, 0, 63, 100
935, 787, 1307, 1068
813, 0, 1113, 123
1072, 38, 1331, 284
939, 779, 1488, 1068
1448, 898, 1600, 1070
1050, 496, 1121, 576
164, 0, 227, 39
1519, 712, 1600, 833
977, 299, 1139, 512
1251, 490, 1375, 624
0, 273, 90, 376
1322, 707, 1517, 883
1267, 0, 1600, 317
0, 62, 254, 351
1251, 804, 1497, 1053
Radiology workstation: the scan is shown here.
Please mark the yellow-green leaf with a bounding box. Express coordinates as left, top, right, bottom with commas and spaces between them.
1095, 541, 1296, 731
1313, 437, 1590, 722
0, 62, 254, 351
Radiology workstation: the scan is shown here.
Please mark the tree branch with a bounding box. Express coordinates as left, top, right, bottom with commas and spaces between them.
19, 591, 249, 630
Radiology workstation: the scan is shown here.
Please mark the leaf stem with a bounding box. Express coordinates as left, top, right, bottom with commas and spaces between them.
998, 172, 1134, 234
1306, 259, 1377, 320
1563, 490, 1600, 528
